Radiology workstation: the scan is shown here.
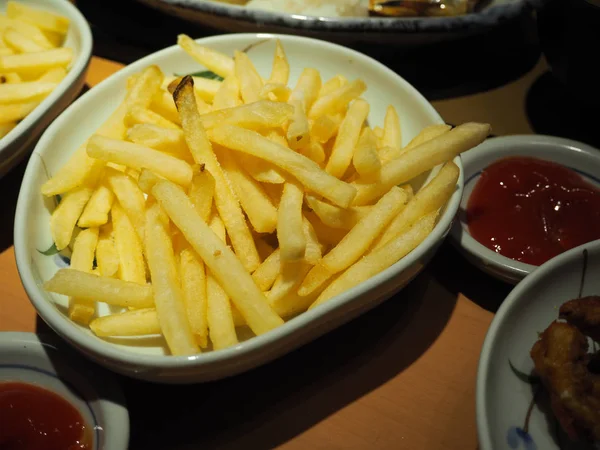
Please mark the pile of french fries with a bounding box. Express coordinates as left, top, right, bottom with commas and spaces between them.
0, 1, 71, 138
42, 34, 491, 355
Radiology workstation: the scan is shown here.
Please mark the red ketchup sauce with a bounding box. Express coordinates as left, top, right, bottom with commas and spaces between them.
466, 156, 600, 266
0, 382, 91, 450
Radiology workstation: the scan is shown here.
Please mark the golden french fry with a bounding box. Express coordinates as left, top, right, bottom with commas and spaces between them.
105, 167, 146, 242
252, 248, 280, 291
112, 203, 146, 284
7, 1, 70, 34
309, 79, 366, 119
41, 29, 64, 48
212, 75, 241, 110
3, 28, 45, 53
126, 123, 191, 162
309, 113, 343, 144
312, 211, 437, 307
0, 48, 72, 77
188, 168, 215, 223
177, 34, 234, 78
303, 217, 322, 265
179, 247, 209, 348
325, 99, 370, 179
90, 308, 160, 337
68, 227, 99, 324
152, 180, 284, 335
304, 211, 347, 246
298, 140, 326, 165
126, 105, 179, 130
208, 125, 357, 208
87, 135, 193, 187
1, 72, 21, 83
352, 122, 491, 205
238, 153, 285, 184
234, 50, 263, 104
0, 121, 15, 137
96, 225, 119, 278
305, 195, 371, 230
268, 40, 289, 85
278, 181, 306, 261
200, 100, 294, 130
260, 83, 290, 102
319, 74, 347, 97
0, 81, 57, 104
0, 100, 36, 123
382, 105, 401, 150
289, 68, 322, 111
150, 90, 181, 125
218, 147, 278, 233
144, 203, 200, 355
206, 272, 238, 350
0, 48, 14, 56
353, 127, 381, 180
405, 123, 452, 151
272, 289, 320, 319
173, 76, 260, 272
44, 268, 153, 308
50, 186, 93, 251
0, 16, 54, 49
269, 261, 311, 305
137, 169, 163, 195
164, 75, 221, 103
287, 99, 310, 150
77, 180, 114, 228
373, 162, 459, 250
37, 66, 66, 83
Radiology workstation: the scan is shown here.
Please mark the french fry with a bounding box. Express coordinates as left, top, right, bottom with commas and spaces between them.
238, 153, 285, 184
208, 125, 357, 208
164, 75, 221, 103
188, 168, 215, 223
200, 100, 294, 130
90, 308, 160, 337
105, 167, 146, 242
287, 99, 310, 150
1, 72, 21, 83
138, 169, 163, 195
0, 81, 57, 104
260, 83, 290, 102
352, 122, 491, 205
112, 203, 146, 284
150, 90, 181, 124
272, 289, 320, 319
309, 113, 343, 144
179, 247, 209, 348
0, 100, 36, 123
7, 1, 70, 34
303, 217, 322, 264
311, 211, 437, 307
373, 162, 459, 250
299, 186, 407, 296
177, 34, 234, 78
87, 135, 193, 187
212, 75, 241, 110
96, 225, 119, 277
3, 28, 45, 53
268, 261, 311, 305
325, 98, 369, 178
309, 79, 366, 119
0, 48, 14, 56
304, 211, 347, 246
126, 123, 191, 162
41, 29, 64, 48
50, 186, 94, 251
254, 236, 275, 262
144, 204, 200, 355
278, 181, 306, 261
0, 16, 53, 49
173, 76, 260, 272
0, 48, 72, 77
404, 123, 452, 151
0, 121, 15, 137
152, 180, 284, 334
298, 140, 326, 165
234, 50, 263, 104
289, 68, 322, 112
252, 248, 280, 291
218, 147, 278, 233
77, 179, 114, 228
37, 66, 66, 83
268, 40, 289, 85
67, 227, 99, 324
353, 127, 381, 179
305, 195, 371, 230
319, 74, 347, 97
382, 105, 401, 150
44, 268, 154, 308
125, 106, 179, 130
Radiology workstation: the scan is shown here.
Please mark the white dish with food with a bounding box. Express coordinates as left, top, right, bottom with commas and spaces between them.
477, 239, 600, 450
450, 135, 600, 284
15, 33, 480, 383
0, 331, 129, 449
0, 0, 92, 177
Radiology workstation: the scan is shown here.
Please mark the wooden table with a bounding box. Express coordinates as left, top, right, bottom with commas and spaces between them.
0, 55, 549, 449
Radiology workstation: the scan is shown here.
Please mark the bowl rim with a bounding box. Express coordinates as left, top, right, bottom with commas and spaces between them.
14, 32, 462, 370
450, 134, 600, 283
139, 0, 532, 33
475, 238, 600, 450
0, 0, 93, 160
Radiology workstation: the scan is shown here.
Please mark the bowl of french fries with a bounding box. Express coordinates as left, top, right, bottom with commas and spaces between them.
0, 0, 92, 176
15, 33, 490, 382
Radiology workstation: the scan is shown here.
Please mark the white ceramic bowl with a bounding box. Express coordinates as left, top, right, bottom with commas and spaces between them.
0, 0, 92, 177
476, 239, 600, 450
0, 332, 129, 449
15, 33, 462, 383
450, 135, 600, 284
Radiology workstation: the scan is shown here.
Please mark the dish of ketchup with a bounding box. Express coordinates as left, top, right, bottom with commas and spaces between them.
0, 382, 91, 450
466, 156, 600, 266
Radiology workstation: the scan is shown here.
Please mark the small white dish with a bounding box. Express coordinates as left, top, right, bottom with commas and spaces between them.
0, 0, 93, 177
0, 332, 129, 449
15, 33, 462, 383
476, 239, 600, 450
450, 135, 600, 284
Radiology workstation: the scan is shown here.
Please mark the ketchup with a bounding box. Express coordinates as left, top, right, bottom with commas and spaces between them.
0, 382, 91, 450
466, 156, 600, 266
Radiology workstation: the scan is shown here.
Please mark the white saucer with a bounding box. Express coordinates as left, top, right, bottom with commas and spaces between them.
0, 332, 129, 450
450, 135, 600, 284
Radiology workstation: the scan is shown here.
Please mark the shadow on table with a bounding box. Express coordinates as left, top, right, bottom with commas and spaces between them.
119, 270, 457, 450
